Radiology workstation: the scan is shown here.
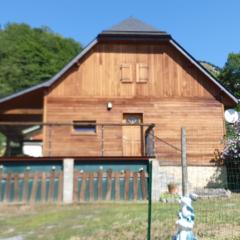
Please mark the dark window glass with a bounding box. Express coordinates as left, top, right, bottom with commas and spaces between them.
73, 121, 96, 133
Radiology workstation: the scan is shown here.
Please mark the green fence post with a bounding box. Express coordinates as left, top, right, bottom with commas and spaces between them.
147, 160, 152, 240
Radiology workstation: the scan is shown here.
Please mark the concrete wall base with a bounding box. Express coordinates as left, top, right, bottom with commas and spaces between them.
63, 158, 74, 204
60, 158, 228, 202
151, 159, 161, 202
158, 165, 228, 195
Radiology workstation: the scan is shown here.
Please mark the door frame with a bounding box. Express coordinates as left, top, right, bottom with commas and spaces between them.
122, 113, 144, 156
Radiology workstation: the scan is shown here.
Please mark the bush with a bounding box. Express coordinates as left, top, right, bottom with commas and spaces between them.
222, 123, 240, 191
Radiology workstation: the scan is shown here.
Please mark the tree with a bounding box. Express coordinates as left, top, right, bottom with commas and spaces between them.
219, 53, 240, 98
0, 23, 82, 97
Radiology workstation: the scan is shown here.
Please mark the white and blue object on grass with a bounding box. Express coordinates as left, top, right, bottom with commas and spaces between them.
172, 193, 198, 240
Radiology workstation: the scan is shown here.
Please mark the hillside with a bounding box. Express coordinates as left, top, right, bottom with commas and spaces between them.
199, 61, 221, 77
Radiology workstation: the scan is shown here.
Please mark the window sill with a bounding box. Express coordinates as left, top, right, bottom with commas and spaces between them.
71, 132, 97, 136
121, 81, 133, 84
136, 81, 148, 84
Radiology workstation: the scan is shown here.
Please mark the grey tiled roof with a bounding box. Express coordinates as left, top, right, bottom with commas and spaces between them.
103, 17, 167, 34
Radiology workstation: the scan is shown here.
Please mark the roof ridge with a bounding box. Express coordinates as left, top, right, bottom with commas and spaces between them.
103, 17, 165, 33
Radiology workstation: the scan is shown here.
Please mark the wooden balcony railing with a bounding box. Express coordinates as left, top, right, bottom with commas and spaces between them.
0, 122, 155, 158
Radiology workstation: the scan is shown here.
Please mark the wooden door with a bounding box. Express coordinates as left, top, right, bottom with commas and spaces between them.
122, 114, 143, 156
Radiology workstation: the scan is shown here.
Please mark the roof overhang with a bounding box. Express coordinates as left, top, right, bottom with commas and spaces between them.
169, 39, 238, 106
98, 31, 171, 43
0, 39, 98, 105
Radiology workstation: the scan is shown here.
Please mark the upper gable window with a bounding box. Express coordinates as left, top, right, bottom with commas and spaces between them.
120, 64, 132, 83
136, 63, 149, 83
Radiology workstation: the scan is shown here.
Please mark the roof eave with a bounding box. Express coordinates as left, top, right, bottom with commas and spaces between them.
98, 32, 172, 43
98, 31, 171, 38
0, 39, 98, 104
0, 83, 47, 104
169, 38, 238, 105
43, 38, 98, 87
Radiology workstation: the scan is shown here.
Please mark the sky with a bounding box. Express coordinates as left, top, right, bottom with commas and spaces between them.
0, 0, 240, 67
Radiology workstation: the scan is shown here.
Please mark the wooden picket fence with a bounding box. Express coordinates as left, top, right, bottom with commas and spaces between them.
73, 170, 148, 201
0, 171, 63, 203
0, 169, 148, 203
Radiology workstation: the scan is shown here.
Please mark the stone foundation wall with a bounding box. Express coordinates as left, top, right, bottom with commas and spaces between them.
158, 165, 228, 194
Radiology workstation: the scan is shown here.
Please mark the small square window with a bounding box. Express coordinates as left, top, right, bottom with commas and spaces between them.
72, 121, 96, 134
120, 64, 132, 83
137, 63, 149, 83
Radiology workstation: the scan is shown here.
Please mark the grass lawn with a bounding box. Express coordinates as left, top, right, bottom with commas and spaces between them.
0, 195, 240, 240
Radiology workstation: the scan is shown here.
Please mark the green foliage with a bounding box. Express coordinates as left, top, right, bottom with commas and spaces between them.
200, 60, 221, 78
0, 133, 6, 156
219, 52, 240, 98
226, 123, 236, 139
0, 23, 82, 97
222, 122, 240, 191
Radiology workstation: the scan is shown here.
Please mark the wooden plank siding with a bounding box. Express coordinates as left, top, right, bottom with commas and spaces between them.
44, 97, 224, 165
44, 41, 225, 165
47, 43, 219, 98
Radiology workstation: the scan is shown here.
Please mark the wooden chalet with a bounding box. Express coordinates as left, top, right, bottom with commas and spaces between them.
0, 17, 237, 166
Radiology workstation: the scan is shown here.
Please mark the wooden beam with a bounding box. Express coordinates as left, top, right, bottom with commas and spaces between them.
0, 156, 150, 162
0, 121, 154, 127
0, 109, 43, 115
181, 127, 188, 196
0, 115, 42, 122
